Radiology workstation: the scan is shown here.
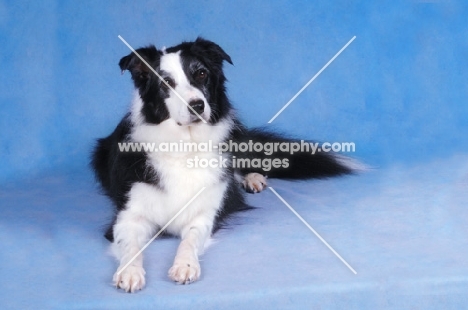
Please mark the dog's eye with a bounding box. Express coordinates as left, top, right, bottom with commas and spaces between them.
194, 69, 207, 81
163, 78, 175, 89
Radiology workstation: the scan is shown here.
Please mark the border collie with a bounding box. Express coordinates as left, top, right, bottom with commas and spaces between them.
92, 37, 354, 292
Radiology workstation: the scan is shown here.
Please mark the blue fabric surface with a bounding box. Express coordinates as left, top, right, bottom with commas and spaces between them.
1, 157, 468, 309
1, 0, 468, 309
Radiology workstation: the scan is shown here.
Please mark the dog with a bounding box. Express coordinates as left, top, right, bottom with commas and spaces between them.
91, 37, 355, 292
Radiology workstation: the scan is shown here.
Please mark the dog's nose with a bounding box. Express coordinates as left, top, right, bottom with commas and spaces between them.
188, 99, 205, 115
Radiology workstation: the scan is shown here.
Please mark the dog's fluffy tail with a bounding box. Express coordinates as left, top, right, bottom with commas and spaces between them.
231, 127, 362, 180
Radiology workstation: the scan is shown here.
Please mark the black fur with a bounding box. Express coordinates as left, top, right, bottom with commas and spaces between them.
231, 125, 352, 179
91, 37, 353, 242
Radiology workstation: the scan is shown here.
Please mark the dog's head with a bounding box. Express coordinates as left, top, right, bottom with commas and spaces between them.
119, 38, 233, 126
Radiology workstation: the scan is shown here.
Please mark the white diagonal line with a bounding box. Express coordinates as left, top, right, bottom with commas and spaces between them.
268, 36, 356, 124
117, 187, 206, 275
268, 187, 357, 274
118, 35, 207, 124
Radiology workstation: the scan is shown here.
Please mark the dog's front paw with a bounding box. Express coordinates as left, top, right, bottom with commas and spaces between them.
168, 259, 201, 285
113, 265, 146, 293
242, 173, 267, 193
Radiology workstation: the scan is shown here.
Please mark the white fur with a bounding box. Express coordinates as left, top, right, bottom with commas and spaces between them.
242, 173, 268, 193
159, 52, 211, 125
112, 63, 233, 289
334, 154, 371, 172
130, 93, 231, 148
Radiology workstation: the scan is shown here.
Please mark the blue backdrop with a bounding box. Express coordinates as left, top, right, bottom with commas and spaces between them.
1, 1, 468, 309
2, 0, 467, 183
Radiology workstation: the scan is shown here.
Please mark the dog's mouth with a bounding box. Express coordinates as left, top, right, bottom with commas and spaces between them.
176, 117, 205, 127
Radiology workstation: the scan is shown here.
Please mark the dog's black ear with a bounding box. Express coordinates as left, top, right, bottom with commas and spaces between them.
118, 46, 160, 82
118, 54, 134, 73
192, 37, 233, 65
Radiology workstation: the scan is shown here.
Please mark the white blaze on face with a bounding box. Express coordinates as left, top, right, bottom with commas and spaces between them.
159, 52, 210, 125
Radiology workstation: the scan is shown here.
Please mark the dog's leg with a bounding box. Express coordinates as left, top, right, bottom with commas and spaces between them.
168, 220, 212, 284
242, 172, 268, 193
111, 209, 154, 293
